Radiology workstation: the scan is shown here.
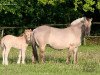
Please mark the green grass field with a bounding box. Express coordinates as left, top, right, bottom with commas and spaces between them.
0, 45, 100, 75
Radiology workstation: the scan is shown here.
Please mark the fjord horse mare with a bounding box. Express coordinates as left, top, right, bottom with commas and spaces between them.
31, 17, 92, 64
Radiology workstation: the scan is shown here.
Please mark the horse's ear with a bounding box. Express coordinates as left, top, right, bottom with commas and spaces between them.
84, 17, 86, 21
90, 18, 93, 21
29, 29, 32, 31
81, 17, 85, 23
25, 29, 27, 31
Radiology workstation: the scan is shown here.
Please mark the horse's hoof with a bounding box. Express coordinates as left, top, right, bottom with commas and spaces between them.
66, 61, 70, 65
17, 62, 20, 64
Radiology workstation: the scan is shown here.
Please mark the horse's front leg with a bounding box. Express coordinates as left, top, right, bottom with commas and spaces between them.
17, 49, 21, 64
73, 47, 78, 64
39, 46, 45, 63
21, 49, 26, 64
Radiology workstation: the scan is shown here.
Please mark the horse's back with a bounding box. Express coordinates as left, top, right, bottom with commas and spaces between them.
1, 35, 15, 42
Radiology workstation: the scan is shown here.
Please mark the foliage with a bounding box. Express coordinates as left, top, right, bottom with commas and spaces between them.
0, 0, 81, 27
74, 0, 100, 12
96, 1, 100, 10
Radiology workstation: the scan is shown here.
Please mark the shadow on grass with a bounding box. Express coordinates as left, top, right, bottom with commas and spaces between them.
0, 57, 32, 64
45, 55, 66, 63
0, 57, 2, 64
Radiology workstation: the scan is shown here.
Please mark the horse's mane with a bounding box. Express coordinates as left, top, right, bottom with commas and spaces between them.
71, 17, 84, 26
19, 33, 25, 37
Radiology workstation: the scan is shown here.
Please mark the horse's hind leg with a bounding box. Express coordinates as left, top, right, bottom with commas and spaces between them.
39, 46, 45, 63
2, 48, 6, 65
17, 49, 21, 64
4, 48, 10, 65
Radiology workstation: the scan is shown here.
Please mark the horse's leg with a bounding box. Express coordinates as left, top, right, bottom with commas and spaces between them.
17, 49, 21, 64
21, 49, 26, 64
39, 46, 45, 63
66, 48, 71, 64
73, 47, 78, 64
4, 48, 10, 65
32, 43, 38, 63
66, 45, 76, 64
2, 48, 6, 65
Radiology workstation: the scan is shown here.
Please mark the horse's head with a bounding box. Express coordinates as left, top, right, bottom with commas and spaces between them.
81, 17, 92, 36
24, 29, 32, 42
71, 17, 92, 36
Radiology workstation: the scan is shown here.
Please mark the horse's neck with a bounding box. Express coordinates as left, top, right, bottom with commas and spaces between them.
18, 35, 28, 43
70, 23, 83, 37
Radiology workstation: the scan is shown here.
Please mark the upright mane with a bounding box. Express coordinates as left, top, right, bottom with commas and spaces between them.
71, 17, 85, 26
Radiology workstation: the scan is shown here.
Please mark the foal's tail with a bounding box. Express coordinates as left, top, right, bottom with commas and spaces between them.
31, 30, 38, 63
0, 39, 4, 50
0, 39, 1, 49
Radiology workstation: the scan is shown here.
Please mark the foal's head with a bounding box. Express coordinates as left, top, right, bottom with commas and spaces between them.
24, 29, 32, 42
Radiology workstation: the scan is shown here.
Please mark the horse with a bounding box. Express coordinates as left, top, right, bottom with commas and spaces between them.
31, 17, 92, 64
0, 29, 32, 65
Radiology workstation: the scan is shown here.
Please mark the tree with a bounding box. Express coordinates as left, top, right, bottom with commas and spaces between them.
74, 0, 100, 18
0, 0, 81, 27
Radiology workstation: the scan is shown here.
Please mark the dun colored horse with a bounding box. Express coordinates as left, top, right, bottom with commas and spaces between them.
0, 29, 32, 65
31, 17, 92, 64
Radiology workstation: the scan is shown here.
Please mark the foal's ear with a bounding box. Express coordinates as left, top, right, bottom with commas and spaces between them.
29, 29, 32, 31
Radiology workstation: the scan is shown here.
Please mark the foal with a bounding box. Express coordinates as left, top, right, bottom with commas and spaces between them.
0, 29, 32, 65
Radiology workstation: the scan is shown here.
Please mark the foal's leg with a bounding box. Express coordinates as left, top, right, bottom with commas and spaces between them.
21, 49, 26, 64
2, 48, 6, 65
17, 49, 21, 64
73, 47, 78, 64
4, 48, 10, 65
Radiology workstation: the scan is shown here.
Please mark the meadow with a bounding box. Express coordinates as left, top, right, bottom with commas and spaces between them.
0, 45, 100, 75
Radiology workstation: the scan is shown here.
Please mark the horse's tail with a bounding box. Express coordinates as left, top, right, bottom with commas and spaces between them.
0, 39, 1, 49
31, 29, 38, 63
0, 38, 5, 50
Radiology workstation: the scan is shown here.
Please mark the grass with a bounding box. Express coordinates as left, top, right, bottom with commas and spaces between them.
0, 45, 100, 75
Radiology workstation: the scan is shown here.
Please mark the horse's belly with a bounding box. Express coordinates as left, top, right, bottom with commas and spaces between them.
49, 42, 67, 49
13, 42, 27, 49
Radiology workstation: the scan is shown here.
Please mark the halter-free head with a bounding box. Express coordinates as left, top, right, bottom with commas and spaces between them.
82, 17, 92, 36
24, 29, 32, 42
71, 17, 92, 36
